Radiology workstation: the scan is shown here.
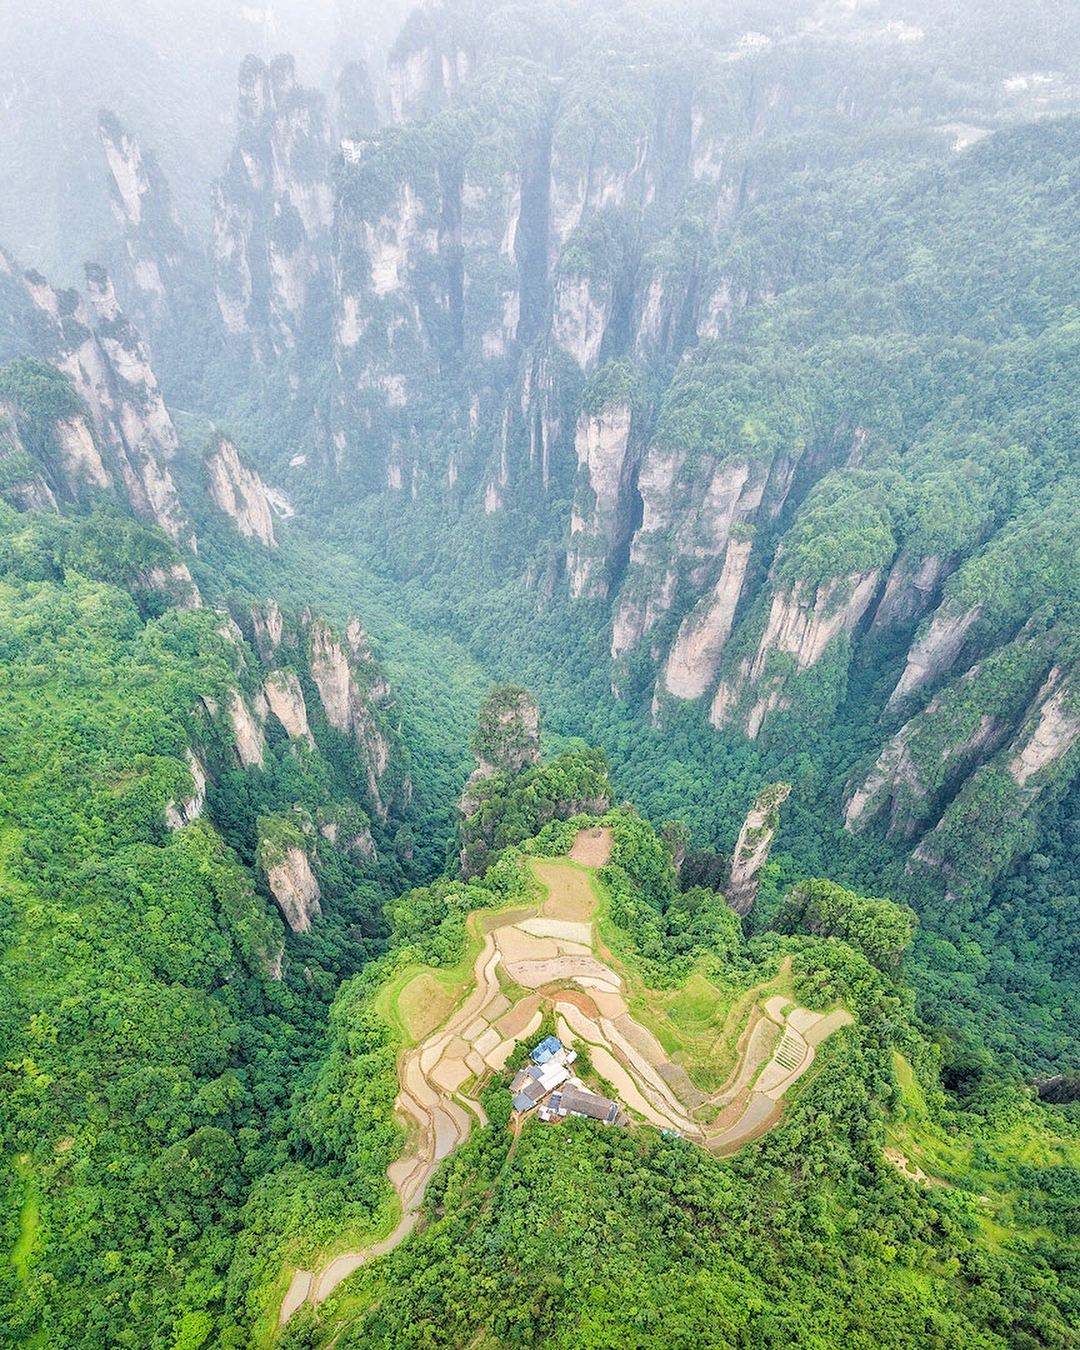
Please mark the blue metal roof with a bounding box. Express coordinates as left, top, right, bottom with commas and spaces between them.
530, 1034, 563, 1065
513, 1093, 537, 1112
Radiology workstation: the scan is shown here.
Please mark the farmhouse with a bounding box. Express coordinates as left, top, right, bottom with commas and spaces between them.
510, 1035, 624, 1125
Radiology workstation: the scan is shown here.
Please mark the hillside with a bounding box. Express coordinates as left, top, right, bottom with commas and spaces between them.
3, 1, 1080, 1346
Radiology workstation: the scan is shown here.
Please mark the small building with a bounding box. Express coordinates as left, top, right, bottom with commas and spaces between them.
529, 1061, 569, 1094
557, 1083, 619, 1123
510, 1041, 622, 1126
530, 1034, 563, 1066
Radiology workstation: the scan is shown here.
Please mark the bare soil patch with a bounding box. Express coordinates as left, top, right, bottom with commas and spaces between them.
568, 826, 613, 868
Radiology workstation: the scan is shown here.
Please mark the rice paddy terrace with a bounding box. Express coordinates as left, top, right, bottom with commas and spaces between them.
279, 827, 853, 1325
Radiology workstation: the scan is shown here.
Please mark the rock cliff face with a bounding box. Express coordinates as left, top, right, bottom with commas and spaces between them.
204, 434, 277, 546
472, 685, 542, 775
886, 601, 982, 711
263, 669, 314, 746
911, 663, 1080, 887
228, 689, 267, 769
211, 55, 333, 357
711, 569, 882, 740
97, 111, 206, 340
164, 749, 209, 831
307, 616, 402, 817
566, 401, 638, 600
662, 539, 754, 700
460, 685, 543, 817
261, 840, 322, 933
726, 783, 791, 916
1008, 670, 1080, 787
0, 255, 193, 546
0, 402, 59, 511
870, 553, 950, 634
613, 456, 771, 665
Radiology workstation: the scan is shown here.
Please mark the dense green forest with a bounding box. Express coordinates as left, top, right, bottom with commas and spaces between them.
5, 0, 1080, 1345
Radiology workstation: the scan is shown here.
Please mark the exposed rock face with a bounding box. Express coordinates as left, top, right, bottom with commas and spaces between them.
204, 434, 277, 546
567, 401, 637, 600
908, 663, 1080, 887
842, 641, 1041, 841
228, 690, 266, 769
136, 563, 202, 611
57, 414, 113, 492
613, 457, 768, 661
870, 553, 949, 634
662, 539, 754, 699
461, 685, 543, 818
164, 749, 208, 830
726, 783, 791, 916
1008, 669, 1080, 787
251, 599, 286, 663
886, 602, 981, 710
472, 686, 542, 775
0, 403, 58, 511
97, 111, 206, 339
211, 55, 333, 356
264, 670, 314, 746
552, 275, 612, 371
711, 570, 882, 740
307, 617, 398, 816
263, 845, 322, 933
1, 258, 193, 545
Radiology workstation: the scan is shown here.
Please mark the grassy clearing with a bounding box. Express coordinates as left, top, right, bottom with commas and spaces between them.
885, 1051, 1080, 1249
10, 1156, 38, 1287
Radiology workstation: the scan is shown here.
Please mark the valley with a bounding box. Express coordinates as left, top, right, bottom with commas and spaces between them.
4, 3, 1080, 1348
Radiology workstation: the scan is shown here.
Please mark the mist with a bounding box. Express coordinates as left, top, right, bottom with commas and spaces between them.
0, 0, 415, 277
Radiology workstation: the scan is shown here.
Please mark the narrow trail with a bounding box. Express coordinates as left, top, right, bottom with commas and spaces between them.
277, 825, 853, 1328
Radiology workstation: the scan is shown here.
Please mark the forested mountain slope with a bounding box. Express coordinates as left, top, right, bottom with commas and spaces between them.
4, 2, 1080, 1346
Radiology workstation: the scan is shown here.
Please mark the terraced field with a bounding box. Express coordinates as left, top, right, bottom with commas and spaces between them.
279, 828, 853, 1325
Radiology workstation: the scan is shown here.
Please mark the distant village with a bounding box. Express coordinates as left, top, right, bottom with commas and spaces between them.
510, 1035, 627, 1124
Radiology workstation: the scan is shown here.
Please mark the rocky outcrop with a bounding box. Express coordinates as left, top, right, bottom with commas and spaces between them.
251, 599, 287, 663
567, 400, 637, 599
886, 601, 981, 710
228, 690, 266, 769
97, 110, 206, 339
318, 804, 377, 860
262, 845, 322, 933
726, 783, 791, 916
612, 456, 770, 662
134, 563, 201, 611
551, 274, 613, 372
842, 638, 1050, 840
472, 686, 542, 775
461, 686, 543, 817
211, 55, 333, 356
263, 670, 313, 746
1007, 669, 1080, 788
0, 258, 193, 545
870, 553, 950, 634
0, 403, 58, 511
204, 434, 277, 546
307, 617, 399, 817
164, 749, 209, 830
711, 570, 882, 739
910, 664, 1080, 888
662, 539, 754, 700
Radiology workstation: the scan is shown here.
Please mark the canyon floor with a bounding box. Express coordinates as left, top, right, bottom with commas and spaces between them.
279, 828, 852, 1327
